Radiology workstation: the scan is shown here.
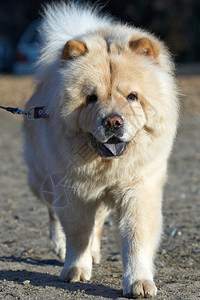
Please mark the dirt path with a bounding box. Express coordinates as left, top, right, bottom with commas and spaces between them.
0, 75, 199, 299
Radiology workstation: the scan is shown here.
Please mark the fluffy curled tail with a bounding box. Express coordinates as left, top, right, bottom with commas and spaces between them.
36, 1, 112, 79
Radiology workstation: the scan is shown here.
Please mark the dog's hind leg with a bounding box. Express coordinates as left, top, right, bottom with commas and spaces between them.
26, 173, 66, 261
91, 205, 110, 264
28, 173, 66, 261
48, 206, 66, 261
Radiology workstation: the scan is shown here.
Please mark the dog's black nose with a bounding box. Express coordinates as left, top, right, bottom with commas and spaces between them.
103, 115, 123, 131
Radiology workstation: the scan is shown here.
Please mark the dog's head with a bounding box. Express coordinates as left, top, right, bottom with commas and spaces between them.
59, 31, 173, 159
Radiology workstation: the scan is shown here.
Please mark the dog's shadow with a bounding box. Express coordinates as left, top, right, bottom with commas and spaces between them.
0, 256, 122, 298
0, 255, 63, 267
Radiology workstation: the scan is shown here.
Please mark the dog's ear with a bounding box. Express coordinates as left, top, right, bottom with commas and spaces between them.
129, 37, 159, 60
62, 40, 88, 60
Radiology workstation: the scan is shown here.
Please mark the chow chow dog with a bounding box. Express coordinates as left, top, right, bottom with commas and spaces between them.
23, 2, 179, 298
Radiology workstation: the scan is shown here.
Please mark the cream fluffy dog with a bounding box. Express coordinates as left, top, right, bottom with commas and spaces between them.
23, 2, 179, 298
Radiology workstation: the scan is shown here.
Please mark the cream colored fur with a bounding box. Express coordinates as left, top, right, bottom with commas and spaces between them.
23, 2, 179, 298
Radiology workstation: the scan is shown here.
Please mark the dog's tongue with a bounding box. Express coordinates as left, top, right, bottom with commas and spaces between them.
104, 143, 126, 156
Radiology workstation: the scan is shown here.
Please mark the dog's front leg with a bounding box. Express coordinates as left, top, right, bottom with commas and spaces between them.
118, 177, 164, 298
56, 198, 96, 282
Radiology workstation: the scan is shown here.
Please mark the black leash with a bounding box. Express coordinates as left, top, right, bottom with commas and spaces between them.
0, 105, 48, 120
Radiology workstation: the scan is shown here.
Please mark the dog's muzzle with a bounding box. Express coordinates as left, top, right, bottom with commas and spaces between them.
91, 114, 130, 158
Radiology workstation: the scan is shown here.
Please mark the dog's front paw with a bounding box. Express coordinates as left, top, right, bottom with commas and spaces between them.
60, 266, 91, 282
123, 280, 157, 298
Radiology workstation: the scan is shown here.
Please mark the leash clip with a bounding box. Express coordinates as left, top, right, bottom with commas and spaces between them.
0, 105, 48, 120
27, 106, 48, 120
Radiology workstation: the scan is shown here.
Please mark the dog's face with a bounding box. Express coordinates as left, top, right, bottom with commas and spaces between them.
60, 36, 162, 158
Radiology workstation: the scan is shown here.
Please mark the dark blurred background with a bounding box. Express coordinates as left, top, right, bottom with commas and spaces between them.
0, 0, 200, 73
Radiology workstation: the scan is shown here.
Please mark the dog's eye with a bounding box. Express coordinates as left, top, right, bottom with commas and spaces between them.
127, 92, 138, 101
86, 94, 98, 104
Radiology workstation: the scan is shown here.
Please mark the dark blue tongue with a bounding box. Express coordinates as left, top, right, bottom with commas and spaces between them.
104, 143, 126, 156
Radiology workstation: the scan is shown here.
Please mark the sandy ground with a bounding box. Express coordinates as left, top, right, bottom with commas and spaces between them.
0, 73, 200, 299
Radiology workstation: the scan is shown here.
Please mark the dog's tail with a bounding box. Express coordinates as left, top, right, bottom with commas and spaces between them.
36, 1, 112, 80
